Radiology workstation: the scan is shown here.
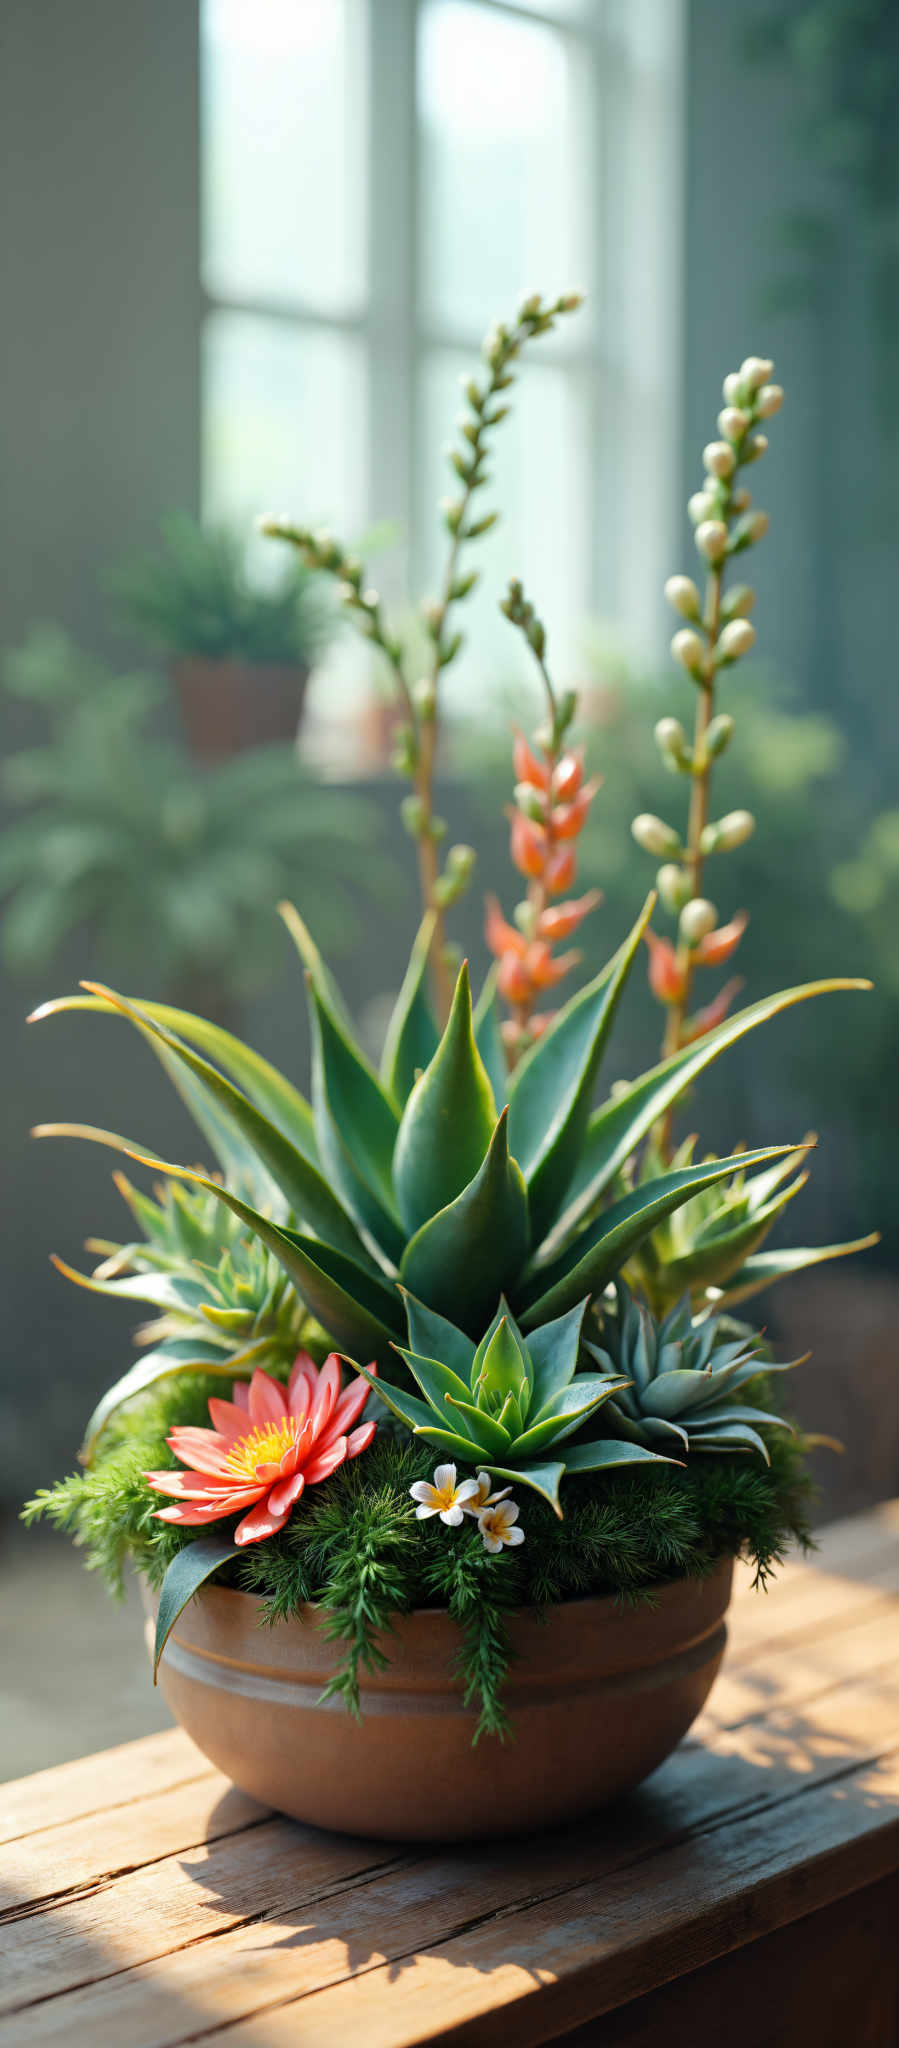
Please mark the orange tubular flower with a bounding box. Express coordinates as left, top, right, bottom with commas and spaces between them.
509, 810, 547, 879
145, 1355, 376, 1545
485, 893, 526, 960
683, 976, 745, 1042
524, 941, 582, 989
551, 748, 584, 802
513, 730, 551, 789
496, 951, 535, 1005
537, 890, 603, 941
550, 778, 600, 840
695, 909, 748, 968
644, 926, 686, 1004
543, 843, 577, 895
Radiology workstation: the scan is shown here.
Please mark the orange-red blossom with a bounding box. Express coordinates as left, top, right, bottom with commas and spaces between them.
145, 1354, 376, 1546
489, 730, 602, 1046
644, 910, 748, 1042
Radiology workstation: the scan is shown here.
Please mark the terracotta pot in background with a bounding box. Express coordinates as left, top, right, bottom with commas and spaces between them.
170, 655, 310, 762
143, 1561, 733, 1842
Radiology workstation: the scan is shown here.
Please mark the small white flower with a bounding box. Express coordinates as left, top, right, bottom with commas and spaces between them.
461, 1470, 512, 1517
409, 1462, 480, 1527
478, 1497, 525, 1554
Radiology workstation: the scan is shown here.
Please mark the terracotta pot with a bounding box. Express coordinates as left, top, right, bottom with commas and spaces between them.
142, 1560, 732, 1842
170, 655, 309, 761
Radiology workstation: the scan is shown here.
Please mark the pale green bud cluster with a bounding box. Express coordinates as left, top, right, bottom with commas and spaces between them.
632, 356, 783, 994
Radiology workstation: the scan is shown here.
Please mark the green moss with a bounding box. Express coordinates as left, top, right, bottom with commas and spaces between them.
23, 1373, 814, 1743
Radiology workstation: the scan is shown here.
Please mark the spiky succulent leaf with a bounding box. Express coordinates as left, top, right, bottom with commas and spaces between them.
546, 978, 870, 1251
306, 978, 402, 1256
379, 912, 440, 1107
392, 962, 497, 1234
507, 895, 653, 1243
588, 1280, 800, 1461
31, 988, 320, 1169
154, 1537, 241, 1680
472, 966, 509, 1111
398, 1289, 477, 1383
711, 1235, 881, 1311
520, 1145, 792, 1327
399, 1108, 529, 1331
82, 986, 374, 1263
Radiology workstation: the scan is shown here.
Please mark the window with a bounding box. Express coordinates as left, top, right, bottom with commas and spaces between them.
201, 0, 684, 730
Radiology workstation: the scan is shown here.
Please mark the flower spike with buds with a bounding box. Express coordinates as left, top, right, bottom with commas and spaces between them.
635, 355, 785, 1114
492, 581, 602, 1062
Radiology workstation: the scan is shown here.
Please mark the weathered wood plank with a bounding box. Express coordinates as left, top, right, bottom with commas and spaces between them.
0, 1729, 211, 1847
197, 1755, 899, 2048
3, 1657, 897, 2046
1, 1773, 270, 1912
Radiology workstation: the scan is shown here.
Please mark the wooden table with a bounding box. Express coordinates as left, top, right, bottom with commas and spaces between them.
3, 1502, 898, 2047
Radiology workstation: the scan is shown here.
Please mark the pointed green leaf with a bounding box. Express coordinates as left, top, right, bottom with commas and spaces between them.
104, 1147, 403, 1362
307, 978, 403, 1258
686, 1420, 770, 1461
346, 1362, 443, 1435
84, 987, 372, 1263
508, 896, 654, 1244
413, 1425, 495, 1463
520, 1146, 793, 1328
32, 988, 319, 1173
444, 1395, 513, 1454
399, 1109, 529, 1332
509, 1376, 630, 1458
392, 1347, 475, 1415
744, 1141, 814, 1215
380, 913, 441, 1108
484, 1459, 566, 1515
713, 1233, 880, 1310
154, 1538, 241, 1680
559, 1439, 680, 1475
398, 1290, 477, 1384
547, 979, 871, 1250
50, 1254, 208, 1316
526, 1298, 590, 1414
473, 966, 509, 1111
392, 962, 498, 1235
278, 899, 355, 1034
81, 1340, 238, 1462
662, 1179, 808, 1295
478, 1315, 530, 1408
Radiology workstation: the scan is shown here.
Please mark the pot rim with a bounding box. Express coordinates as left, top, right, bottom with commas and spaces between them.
143, 1553, 733, 1629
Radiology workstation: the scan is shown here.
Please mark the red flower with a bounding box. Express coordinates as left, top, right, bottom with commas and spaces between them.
537, 890, 602, 941
550, 778, 600, 841
544, 844, 577, 895
509, 810, 547, 879
644, 927, 686, 1004
513, 730, 551, 789
485, 893, 526, 961
695, 910, 748, 968
552, 749, 584, 802
145, 1356, 376, 1546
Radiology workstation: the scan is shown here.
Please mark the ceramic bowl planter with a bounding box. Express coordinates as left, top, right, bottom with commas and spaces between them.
171, 655, 310, 761
142, 1561, 733, 1842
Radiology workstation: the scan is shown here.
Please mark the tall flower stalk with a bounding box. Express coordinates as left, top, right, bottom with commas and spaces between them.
262, 292, 582, 1024
632, 355, 784, 1143
487, 579, 601, 1064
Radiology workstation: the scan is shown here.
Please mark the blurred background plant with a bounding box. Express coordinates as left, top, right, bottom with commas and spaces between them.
112, 511, 335, 667
0, 625, 397, 1002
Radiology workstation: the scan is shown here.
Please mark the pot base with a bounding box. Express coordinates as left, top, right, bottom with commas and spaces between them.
143, 1563, 732, 1842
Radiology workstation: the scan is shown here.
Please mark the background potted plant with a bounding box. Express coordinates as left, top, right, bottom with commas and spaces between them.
112, 511, 335, 760
0, 624, 393, 1011
25, 296, 874, 1842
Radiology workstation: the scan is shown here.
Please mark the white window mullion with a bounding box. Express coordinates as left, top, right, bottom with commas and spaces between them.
365, 0, 419, 604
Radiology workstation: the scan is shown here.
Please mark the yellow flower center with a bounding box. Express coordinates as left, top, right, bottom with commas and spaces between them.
225, 1415, 301, 1480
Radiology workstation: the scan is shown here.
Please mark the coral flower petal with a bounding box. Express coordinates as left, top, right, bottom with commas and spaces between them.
155, 1497, 261, 1526
267, 1469, 306, 1518
303, 1437, 349, 1485
346, 1419, 377, 1458
248, 1369, 288, 1427
166, 1427, 234, 1475
231, 1382, 251, 1413
288, 1351, 318, 1416
323, 1370, 376, 1442
234, 1494, 296, 1545
207, 1398, 254, 1440
310, 1353, 341, 1437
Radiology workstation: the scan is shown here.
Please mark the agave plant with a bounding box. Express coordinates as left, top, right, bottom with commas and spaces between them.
587, 1280, 802, 1462
352, 1292, 673, 1512
50, 1173, 315, 1461
621, 1135, 877, 1319
32, 890, 862, 1464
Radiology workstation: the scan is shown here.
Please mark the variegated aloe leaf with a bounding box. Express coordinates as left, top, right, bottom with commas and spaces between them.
379, 911, 440, 1108
711, 1234, 881, 1311
392, 962, 497, 1234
